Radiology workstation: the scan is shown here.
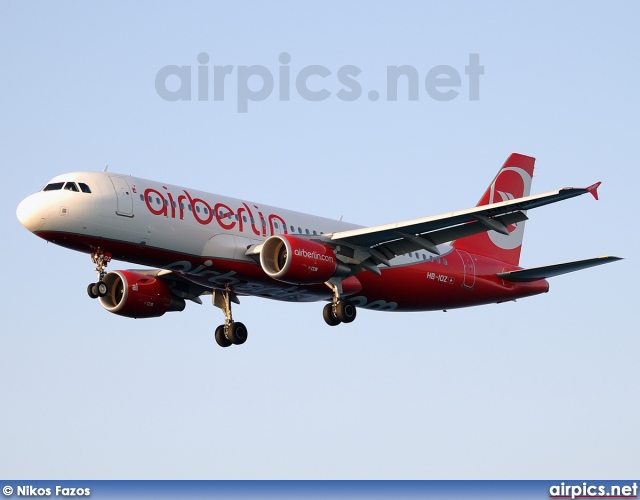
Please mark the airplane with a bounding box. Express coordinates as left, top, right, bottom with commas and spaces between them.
16, 153, 621, 348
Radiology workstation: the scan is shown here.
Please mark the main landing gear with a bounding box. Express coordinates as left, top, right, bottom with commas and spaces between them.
212, 288, 248, 348
87, 249, 112, 299
323, 281, 357, 326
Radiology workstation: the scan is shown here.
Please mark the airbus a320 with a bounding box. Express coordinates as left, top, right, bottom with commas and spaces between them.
16, 153, 621, 347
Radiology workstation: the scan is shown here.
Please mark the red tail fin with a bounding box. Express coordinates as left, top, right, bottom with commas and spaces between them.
453, 153, 535, 266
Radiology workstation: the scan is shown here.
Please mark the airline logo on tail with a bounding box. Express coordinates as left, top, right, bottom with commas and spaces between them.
454, 153, 535, 266
486, 166, 532, 251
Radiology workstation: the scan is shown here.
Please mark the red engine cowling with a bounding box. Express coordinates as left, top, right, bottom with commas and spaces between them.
98, 270, 186, 319
260, 234, 346, 285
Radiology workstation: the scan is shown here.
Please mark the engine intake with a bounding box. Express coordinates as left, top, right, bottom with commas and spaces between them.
99, 270, 185, 318
260, 234, 349, 285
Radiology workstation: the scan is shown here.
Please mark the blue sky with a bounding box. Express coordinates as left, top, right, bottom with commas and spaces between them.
1, 1, 637, 479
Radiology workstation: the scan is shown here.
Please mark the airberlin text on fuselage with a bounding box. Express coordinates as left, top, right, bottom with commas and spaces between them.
142, 185, 287, 237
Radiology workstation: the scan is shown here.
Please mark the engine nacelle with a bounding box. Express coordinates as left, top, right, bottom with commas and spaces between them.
260, 234, 348, 285
98, 270, 185, 319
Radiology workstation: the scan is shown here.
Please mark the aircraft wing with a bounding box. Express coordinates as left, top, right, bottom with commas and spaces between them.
326, 183, 601, 267
130, 268, 253, 308
133, 269, 211, 303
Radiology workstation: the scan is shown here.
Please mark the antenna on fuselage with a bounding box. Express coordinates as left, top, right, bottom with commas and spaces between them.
103, 165, 109, 172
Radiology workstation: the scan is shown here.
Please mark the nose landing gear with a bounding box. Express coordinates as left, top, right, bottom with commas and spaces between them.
87, 248, 112, 299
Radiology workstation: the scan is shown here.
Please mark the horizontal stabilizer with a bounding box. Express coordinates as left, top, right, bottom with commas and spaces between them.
497, 256, 622, 282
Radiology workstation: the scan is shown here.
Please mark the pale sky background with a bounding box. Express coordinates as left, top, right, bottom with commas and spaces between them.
1, 1, 637, 479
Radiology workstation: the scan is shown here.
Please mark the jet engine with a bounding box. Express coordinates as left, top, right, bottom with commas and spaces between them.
260, 234, 350, 285
98, 270, 186, 318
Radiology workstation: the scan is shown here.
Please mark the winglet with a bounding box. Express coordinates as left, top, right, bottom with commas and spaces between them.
586, 181, 601, 200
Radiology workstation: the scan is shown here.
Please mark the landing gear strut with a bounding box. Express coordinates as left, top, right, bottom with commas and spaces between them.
323, 280, 357, 326
87, 248, 112, 299
212, 288, 248, 348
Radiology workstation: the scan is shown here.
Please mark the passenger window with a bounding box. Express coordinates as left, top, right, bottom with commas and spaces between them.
64, 182, 79, 192
78, 183, 91, 193
43, 182, 64, 191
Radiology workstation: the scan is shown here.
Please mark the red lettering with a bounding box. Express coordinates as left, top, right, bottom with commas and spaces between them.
164, 188, 176, 219
243, 203, 261, 236
256, 207, 267, 236
183, 190, 214, 225
214, 203, 236, 230
269, 214, 287, 235
144, 188, 167, 216
142, 185, 286, 237
237, 207, 246, 232
177, 194, 186, 220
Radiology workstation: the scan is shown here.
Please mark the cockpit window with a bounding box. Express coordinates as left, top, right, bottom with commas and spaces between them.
43, 182, 64, 191
42, 181, 92, 193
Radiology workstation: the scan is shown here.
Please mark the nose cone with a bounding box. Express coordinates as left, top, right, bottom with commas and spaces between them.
17, 194, 47, 232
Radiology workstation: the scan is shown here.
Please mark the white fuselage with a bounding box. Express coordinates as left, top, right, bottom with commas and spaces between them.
17, 171, 451, 271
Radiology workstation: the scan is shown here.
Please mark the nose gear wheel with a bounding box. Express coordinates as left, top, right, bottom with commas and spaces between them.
87, 248, 112, 299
